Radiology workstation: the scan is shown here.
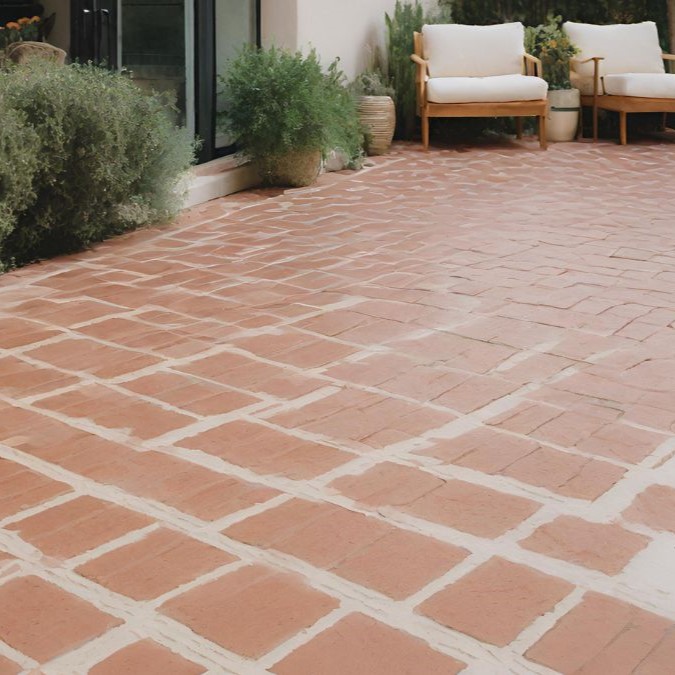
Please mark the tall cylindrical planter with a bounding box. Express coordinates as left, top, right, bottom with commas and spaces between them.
546, 88, 581, 142
357, 95, 396, 155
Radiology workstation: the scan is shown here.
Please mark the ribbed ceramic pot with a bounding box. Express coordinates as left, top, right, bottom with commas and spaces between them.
358, 95, 396, 155
546, 88, 581, 142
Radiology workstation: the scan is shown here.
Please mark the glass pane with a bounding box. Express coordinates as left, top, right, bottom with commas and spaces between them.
215, 0, 258, 150
120, 0, 189, 127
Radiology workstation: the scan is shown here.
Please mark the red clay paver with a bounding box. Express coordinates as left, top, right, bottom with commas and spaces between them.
333, 462, 540, 538
7, 496, 153, 559
77, 528, 236, 600
0, 576, 121, 662
332, 528, 468, 599
2, 142, 675, 671
272, 613, 466, 674
89, 640, 205, 675
419, 558, 574, 647
526, 593, 675, 674
521, 516, 650, 575
179, 420, 353, 479
0, 655, 21, 675
623, 484, 675, 533
161, 565, 338, 658
420, 427, 626, 500
0, 459, 71, 520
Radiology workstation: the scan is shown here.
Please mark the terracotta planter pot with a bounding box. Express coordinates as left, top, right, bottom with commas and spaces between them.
358, 95, 396, 155
546, 89, 581, 142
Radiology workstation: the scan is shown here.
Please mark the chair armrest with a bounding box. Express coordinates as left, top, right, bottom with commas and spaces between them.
524, 53, 542, 77
663, 53, 675, 72
411, 54, 428, 69
571, 56, 605, 96
410, 53, 429, 109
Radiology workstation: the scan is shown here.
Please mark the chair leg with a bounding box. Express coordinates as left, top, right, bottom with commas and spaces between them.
539, 115, 548, 149
422, 111, 430, 151
592, 105, 599, 142
619, 111, 628, 145
515, 117, 523, 140
662, 111, 668, 132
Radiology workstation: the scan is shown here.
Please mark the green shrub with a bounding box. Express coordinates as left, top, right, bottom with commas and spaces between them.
219, 47, 363, 185
385, 0, 425, 140
0, 61, 195, 267
0, 100, 41, 271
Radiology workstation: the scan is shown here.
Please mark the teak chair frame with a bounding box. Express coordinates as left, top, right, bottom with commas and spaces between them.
576, 53, 675, 144
411, 31, 549, 150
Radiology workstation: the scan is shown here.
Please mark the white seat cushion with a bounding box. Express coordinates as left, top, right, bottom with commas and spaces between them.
603, 73, 675, 98
564, 21, 665, 79
422, 23, 525, 78
427, 74, 548, 104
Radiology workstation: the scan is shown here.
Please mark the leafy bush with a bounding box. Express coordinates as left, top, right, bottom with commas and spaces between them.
0, 101, 40, 271
525, 15, 579, 89
0, 61, 195, 268
219, 47, 363, 185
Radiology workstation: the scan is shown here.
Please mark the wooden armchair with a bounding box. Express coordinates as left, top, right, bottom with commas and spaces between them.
565, 21, 675, 144
411, 23, 549, 150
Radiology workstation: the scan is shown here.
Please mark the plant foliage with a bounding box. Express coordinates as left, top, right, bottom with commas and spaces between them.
525, 14, 579, 89
350, 70, 396, 98
219, 46, 364, 183
385, 0, 425, 139
0, 61, 195, 268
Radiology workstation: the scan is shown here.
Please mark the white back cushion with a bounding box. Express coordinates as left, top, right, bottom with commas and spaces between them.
564, 21, 665, 77
422, 23, 525, 78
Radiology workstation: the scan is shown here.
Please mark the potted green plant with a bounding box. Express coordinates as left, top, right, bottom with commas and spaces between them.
525, 15, 580, 142
219, 47, 363, 188
350, 70, 396, 155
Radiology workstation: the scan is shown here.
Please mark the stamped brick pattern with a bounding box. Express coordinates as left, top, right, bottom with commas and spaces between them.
1, 141, 675, 672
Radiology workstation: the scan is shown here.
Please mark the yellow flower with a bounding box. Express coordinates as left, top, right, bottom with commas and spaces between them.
17, 17, 30, 25
30, 16, 41, 23
549, 39, 558, 48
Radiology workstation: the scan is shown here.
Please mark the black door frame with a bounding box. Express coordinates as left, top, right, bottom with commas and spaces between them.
196, 0, 261, 163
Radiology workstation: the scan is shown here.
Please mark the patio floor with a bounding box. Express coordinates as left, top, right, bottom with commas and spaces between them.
1, 138, 675, 673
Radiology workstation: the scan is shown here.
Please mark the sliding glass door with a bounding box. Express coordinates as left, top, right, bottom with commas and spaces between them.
70, 0, 259, 163
215, 0, 258, 151
118, 0, 194, 133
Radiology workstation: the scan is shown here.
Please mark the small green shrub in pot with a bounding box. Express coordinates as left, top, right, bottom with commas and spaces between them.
219, 46, 364, 187
0, 60, 195, 268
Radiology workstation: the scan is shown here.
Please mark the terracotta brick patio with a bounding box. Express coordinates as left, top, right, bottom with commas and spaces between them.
2, 138, 675, 673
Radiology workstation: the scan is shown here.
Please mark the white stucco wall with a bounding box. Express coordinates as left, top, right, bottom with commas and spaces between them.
41, 0, 70, 53
262, 0, 400, 80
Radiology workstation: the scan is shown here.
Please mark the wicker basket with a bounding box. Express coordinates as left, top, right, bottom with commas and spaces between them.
261, 148, 322, 188
358, 95, 396, 156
